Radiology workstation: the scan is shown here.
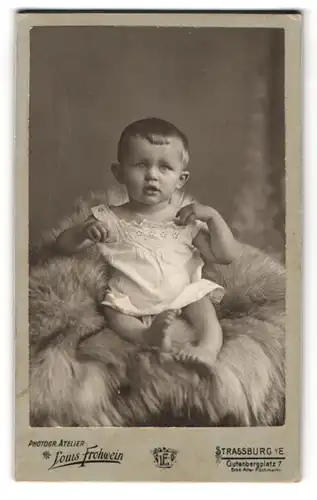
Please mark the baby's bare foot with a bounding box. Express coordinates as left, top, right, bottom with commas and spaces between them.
147, 310, 177, 348
176, 344, 220, 368
154, 310, 177, 331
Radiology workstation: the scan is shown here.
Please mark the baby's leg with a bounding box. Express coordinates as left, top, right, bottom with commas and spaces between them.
104, 306, 176, 349
181, 296, 223, 366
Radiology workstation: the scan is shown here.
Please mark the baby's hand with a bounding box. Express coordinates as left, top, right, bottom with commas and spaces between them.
81, 215, 109, 243
175, 203, 215, 225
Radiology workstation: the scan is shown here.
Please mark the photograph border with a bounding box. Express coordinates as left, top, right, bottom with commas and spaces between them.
15, 11, 301, 482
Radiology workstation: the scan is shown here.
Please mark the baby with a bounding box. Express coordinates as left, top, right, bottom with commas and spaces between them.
56, 118, 239, 366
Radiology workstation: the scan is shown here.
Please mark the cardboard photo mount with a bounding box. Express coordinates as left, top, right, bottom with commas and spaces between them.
15, 11, 302, 482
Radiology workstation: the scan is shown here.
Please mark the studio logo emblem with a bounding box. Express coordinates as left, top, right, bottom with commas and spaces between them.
151, 447, 178, 469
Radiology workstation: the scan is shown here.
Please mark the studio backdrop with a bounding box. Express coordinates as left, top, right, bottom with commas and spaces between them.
29, 26, 285, 261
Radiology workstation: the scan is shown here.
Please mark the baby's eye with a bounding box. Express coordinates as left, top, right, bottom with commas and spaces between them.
134, 162, 147, 168
159, 164, 172, 172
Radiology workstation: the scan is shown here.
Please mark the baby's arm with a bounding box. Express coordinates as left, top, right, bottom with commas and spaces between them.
193, 211, 239, 265
55, 214, 109, 256
176, 203, 240, 265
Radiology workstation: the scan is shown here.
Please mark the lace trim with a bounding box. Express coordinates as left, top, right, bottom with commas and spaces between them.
92, 204, 201, 241
108, 205, 181, 229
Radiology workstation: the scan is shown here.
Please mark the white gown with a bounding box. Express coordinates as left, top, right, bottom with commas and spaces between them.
91, 205, 224, 317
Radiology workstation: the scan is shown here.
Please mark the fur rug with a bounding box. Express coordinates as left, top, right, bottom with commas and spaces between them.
29, 189, 285, 427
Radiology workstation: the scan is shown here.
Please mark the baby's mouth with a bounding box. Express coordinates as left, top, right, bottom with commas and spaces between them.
143, 186, 160, 195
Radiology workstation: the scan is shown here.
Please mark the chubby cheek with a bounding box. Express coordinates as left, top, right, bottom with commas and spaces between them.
164, 174, 183, 192
124, 171, 144, 192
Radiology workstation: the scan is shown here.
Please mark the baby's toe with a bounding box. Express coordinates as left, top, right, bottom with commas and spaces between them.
165, 311, 176, 324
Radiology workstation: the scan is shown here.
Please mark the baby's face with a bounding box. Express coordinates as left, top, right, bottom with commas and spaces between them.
116, 137, 189, 205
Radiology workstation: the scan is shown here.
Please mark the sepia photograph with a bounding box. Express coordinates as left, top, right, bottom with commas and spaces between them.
15, 12, 301, 482
28, 22, 286, 428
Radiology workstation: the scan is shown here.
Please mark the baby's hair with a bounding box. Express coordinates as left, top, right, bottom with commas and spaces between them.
117, 117, 189, 167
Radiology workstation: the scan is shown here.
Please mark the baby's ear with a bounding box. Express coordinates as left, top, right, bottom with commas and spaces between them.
177, 170, 190, 190
111, 163, 125, 184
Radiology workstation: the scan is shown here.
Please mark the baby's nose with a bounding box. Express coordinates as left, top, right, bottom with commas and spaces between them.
146, 165, 159, 179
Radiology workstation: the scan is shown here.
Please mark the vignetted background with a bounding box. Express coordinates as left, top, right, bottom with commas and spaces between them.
29, 27, 285, 261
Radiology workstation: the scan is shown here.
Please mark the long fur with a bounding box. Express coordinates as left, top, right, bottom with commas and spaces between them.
29, 188, 285, 427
